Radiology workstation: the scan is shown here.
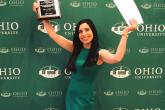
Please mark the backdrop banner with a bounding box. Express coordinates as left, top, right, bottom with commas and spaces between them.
0, 0, 165, 110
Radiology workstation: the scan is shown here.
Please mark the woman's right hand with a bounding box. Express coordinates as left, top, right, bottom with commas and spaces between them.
32, 2, 39, 13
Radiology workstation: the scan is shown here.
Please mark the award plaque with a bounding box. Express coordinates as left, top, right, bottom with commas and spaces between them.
37, 0, 61, 19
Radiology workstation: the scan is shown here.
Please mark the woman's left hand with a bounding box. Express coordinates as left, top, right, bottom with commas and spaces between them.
121, 18, 138, 37
124, 18, 138, 33
127, 18, 138, 31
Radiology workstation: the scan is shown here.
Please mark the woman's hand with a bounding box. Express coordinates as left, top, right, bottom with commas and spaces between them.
127, 18, 138, 32
32, 2, 39, 13
123, 18, 138, 36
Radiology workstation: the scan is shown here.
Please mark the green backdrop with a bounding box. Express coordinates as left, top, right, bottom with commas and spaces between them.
0, 0, 165, 110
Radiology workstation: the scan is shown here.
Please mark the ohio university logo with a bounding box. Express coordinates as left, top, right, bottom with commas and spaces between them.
38, 21, 60, 34
141, 2, 165, 9
138, 47, 150, 54
134, 67, 163, 79
113, 107, 128, 110
70, 1, 81, 7
39, 66, 61, 79
0, 47, 9, 53
0, 0, 7, 6
0, 0, 24, 7
135, 108, 161, 110
70, 1, 97, 8
0, 91, 11, 97
141, 3, 152, 9
136, 24, 165, 37
137, 89, 162, 96
0, 67, 21, 80
110, 66, 163, 80
0, 21, 19, 35
110, 66, 131, 78
105, 2, 116, 8
111, 22, 131, 36
44, 107, 58, 110
112, 107, 161, 110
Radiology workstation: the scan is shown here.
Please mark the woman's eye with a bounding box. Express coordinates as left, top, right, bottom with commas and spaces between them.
85, 28, 89, 32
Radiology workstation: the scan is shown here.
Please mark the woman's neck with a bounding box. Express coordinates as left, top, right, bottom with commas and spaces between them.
83, 44, 91, 49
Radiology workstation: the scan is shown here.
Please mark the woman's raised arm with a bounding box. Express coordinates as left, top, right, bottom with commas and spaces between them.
99, 19, 138, 64
42, 20, 73, 52
33, 2, 73, 53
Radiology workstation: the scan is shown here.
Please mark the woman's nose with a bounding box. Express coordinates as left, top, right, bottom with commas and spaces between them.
82, 31, 86, 36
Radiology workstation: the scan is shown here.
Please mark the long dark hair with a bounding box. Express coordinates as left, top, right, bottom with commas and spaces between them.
66, 19, 99, 72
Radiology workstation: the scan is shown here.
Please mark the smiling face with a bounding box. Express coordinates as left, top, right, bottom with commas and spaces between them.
78, 23, 94, 48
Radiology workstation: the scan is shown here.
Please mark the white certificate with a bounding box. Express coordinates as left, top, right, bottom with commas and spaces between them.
113, 0, 144, 25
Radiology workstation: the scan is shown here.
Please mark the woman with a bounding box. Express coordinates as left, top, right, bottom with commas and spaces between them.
33, 2, 137, 110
